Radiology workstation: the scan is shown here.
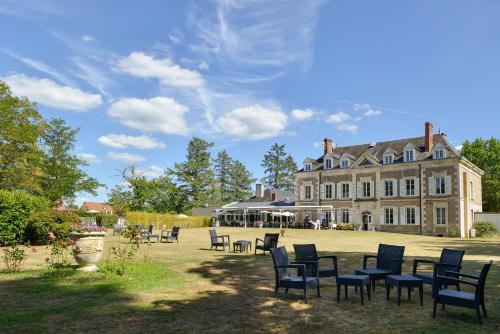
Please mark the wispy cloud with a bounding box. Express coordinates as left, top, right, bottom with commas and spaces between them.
291, 108, 316, 120
354, 103, 382, 117
98, 134, 166, 150
76, 153, 102, 164
337, 123, 358, 133
327, 111, 350, 124
71, 56, 115, 97
106, 152, 146, 164
82, 35, 94, 43
0, 0, 65, 19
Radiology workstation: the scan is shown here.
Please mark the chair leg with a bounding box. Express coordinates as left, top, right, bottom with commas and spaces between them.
345, 285, 348, 300
360, 284, 364, 306
442, 303, 445, 310
481, 301, 487, 317
274, 286, 279, 297
367, 283, 371, 301
475, 305, 483, 324
419, 285, 423, 306
285, 288, 289, 294
386, 282, 390, 300
408, 287, 411, 301
304, 287, 308, 304
372, 279, 376, 292
317, 284, 321, 298
432, 299, 437, 318
337, 284, 341, 302
456, 283, 460, 291
397, 286, 401, 306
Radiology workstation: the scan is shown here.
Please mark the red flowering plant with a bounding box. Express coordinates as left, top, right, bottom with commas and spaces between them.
70, 225, 106, 233
2, 244, 36, 272
46, 231, 73, 277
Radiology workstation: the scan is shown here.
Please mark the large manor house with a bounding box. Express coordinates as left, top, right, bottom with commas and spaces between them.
295, 122, 483, 237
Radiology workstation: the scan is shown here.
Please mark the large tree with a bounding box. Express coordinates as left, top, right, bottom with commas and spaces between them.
213, 150, 233, 205
169, 137, 215, 207
0, 81, 44, 193
460, 137, 500, 212
229, 159, 256, 201
261, 143, 297, 192
40, 118, 101, 203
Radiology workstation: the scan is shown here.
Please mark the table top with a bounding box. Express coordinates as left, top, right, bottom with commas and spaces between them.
387, 275, 422, 282
234, 240, 251, 244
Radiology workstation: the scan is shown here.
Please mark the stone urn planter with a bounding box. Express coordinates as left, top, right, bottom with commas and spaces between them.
71, 226, 106, 272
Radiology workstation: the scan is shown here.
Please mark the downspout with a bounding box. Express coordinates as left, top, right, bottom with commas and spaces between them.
419, 163, 423, 235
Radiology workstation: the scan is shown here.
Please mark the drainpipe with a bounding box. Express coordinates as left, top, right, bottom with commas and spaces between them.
419, 163, 423, 235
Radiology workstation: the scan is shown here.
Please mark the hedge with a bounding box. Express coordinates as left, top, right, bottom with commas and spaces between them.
96, 213, 119, 227
473, 221, 497, 237
0, 190, 50, 246
25, 210, 81, 244
336, 223, 355, 231
125, 212, 212, 229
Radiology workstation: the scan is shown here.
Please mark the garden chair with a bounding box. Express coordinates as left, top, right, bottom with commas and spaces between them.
270, 246, 320, 303
255, 233, 279, 255
293, 244, 338, 280
413, 248, 465, 289
355, 243, 405, 291
432, 260, 493, 324
141, 224, 160, 243
209, 229, 230, 251
161, 226, 180, 243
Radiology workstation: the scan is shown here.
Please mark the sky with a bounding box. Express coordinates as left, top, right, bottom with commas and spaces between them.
1, 0, 499, 205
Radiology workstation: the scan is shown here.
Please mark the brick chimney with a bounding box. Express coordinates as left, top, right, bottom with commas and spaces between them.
255, 183, 264, 199
324, 138, 333, 155
425, 122, 433, 152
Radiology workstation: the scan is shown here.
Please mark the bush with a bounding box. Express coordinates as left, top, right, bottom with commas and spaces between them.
0, 190, 50, 246
125, 212, 212, 229
96, 213, 118, 227
473, 221, 497, 237
25, 210, 81, 245
336, 223, 355, 231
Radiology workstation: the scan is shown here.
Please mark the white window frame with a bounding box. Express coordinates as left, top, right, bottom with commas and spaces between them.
325, 183, 333, 199
304, 185, 312, 199
385, 207, 394, 225
383, 153, 394, 164
405, 149, 415, 162
435, 176, 446, 195
325, 158, 333, 169
341, 183, 350, 199
436, 207, 447, 225
341, 208, 350, 224
406, 178, 415, 196
385, 180, 394, 197
434, 149, 445, 159
406, 207, 416, 225
304, 164, 312, 172
362, 182, 371, 198
340, 159, 350, 168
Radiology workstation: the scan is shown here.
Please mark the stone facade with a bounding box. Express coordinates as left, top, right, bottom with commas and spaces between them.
294, 123, 483, 237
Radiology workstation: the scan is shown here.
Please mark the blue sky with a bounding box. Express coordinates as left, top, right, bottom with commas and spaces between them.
1, 0, 499, 205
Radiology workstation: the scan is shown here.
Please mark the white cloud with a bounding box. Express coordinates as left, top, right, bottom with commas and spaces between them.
107, 97, 190, 135
337, 123, 359, 133
82, 35, 94, 43
71, 57, 115, 97
215, 105, 288, 140
106, 152, 146, 164
76, 153, 102, 164
327, 111, 350, 124
98, 134, 166, 150
354, 103, 382, 117
114, 52, 204, 89
455, 145, 463, 151
137, 165, 164, 178
3, 74, 102, 111
291, 108, 315, 120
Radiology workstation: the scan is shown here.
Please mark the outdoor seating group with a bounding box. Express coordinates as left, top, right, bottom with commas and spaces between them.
135, 224, 180, 244
268, 243, 493, 323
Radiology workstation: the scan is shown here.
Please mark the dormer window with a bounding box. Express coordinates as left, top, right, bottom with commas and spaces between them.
404, 149, 415, 162
305, 164, 312, 172
340, 159, 350, 168
325, 158, 333, 169
433, 144, 446, 159
383, 153, 394, 164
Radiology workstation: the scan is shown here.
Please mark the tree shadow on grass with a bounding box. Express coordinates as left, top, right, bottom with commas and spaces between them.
412, 238, 500, 257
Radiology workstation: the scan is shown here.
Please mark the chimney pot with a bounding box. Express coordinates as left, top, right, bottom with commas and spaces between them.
324, 138, 334, 155
255, 183, 264, 198
425, 122, 433, 152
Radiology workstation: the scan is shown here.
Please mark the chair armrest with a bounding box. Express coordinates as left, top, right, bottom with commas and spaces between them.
161, 230, 172, 236
363, 255, 377, 269
255, 238, 263, 244
318, 255, 338, 271
436, 275, 479, 287
445, 271, 480, 280
275, 264, 306, 270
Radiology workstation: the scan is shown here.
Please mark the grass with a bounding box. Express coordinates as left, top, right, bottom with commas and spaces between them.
0, 228, 499, 333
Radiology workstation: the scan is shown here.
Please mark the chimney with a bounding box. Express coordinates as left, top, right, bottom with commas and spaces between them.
324, 138, 333, 155
425, 122, 433, 152
255, 183, 264, 199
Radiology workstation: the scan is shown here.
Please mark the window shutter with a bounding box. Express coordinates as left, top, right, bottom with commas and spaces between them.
347, 182, 352, 199
393, 207, 399, 225
348, 208, 352, 224
356, 182, 362, 199
400, 207, 406, 225
415, 208, 420, 225
415, 178, 420, 196
331, 183, 336, 199
336, 183, 341, 199
300, 185, 305, 200
429, 177, 435, 196
380, 180, 386, 197
400, 179, 406, 198
369, 181, 375, 198
380, 207, 384, 224
393, 179, 398, 197
445, 176, 452, 195
310, 185, 314, 199
320, 184, 325, 200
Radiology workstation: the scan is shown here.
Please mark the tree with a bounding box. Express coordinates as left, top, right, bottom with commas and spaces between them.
261, 143, 297, 192
229, 159, 256, 201
40, 118, 102, 203
0, 81, 44, 193
213, 150, 233, 205
149, 176, 189, 214
169, 137, 215, 208
460, 137, 500, 212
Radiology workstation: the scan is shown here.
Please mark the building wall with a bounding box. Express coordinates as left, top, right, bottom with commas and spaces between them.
295, 157, 483, 237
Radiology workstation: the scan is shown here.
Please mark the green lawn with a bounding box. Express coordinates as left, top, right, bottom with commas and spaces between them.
0, 228, 499, 333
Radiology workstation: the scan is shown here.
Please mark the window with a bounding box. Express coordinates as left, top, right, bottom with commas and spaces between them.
362, 182, 371, 198
435, 176, 445, 195
341, 183, 350, 199
341, 208, 350, 223
434, 149, 445, 159
340, 159, 349, 168
305, 185, 311, 199
325, 184, 333, 199
385, 208, 394, 224
406, 178, 415, 196
325, 158, 332, 169
406, 207, 416, 225
304, 164, 312, 172
385, 180, 394, 197
383, 154, 394, 164
325, 211, 332, 223
405, 149, 414, 162
436, 207, 446, 225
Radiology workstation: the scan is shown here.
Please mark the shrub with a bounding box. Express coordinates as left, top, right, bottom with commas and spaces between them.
95, 213, 118, 227
473, 221, 497, 237
336, 223, 355, 231
25, 210, 81, 245
2, 245, 33, 272
0, 190, 50, 246
125, 212, 212, 229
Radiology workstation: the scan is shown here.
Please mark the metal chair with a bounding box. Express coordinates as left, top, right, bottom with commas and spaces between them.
293, 244, 338, 280
161, 226, 180, 243
209, 229, 230, 251
413, 248, 465, 289
255, 233, 279, 255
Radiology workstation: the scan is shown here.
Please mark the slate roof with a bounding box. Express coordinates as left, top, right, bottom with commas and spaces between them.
300, 133, 459, 172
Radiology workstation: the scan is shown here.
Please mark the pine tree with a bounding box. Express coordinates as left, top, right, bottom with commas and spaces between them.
261, 143, 297, 192
229, 159, 256, 201
213, 150, 233, 205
